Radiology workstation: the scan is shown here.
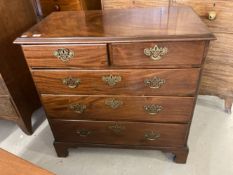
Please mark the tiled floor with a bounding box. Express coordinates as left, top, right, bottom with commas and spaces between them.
0, 96, 233, 175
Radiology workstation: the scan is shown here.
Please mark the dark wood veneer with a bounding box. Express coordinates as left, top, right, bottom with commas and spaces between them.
0, 96, 18, 120
0, 75, 9, 95
23, 44, 107, 68
42, 95, 195, 123
110, 41, 205, 67
50, 120, 188, 147
14, 7, 215, 44
32, 69, 200, 96
16, 7, 214, 163
0, 0, 41, 134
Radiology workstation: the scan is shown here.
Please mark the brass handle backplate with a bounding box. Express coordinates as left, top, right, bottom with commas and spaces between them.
108, 123, 125, 134
144, 104, 163, 115
102, 75, 122, 86
69, 103, 86, 114
77, 129, 91, 137
62, 77, 80, 88
144, 45, 168, 61
54, 48, 74, 62
144, 131, 160, 141
105, 98, 123, 109
144, 77, 166, 89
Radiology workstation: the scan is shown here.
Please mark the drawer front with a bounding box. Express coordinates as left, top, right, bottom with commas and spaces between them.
102, 0, 169, 9
55, 0, 82, 11
32, 69, 200, 96
22, 44, 107, 68
50, 120, 188, 147
0, 96, 18, 120
0, 75, 8, 95
39, 0, 83, 17
42, 95, 195, 123
110, 41, 205, 67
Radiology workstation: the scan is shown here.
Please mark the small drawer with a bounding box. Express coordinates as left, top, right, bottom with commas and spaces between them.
22, 44, 107, 68
32, 68, 200, 96
110, 41, 206, 67
0, 75, 9, 95
0, 96, 18, 120
39, 0, 82, 17
42, 95, 195, 123
53, 0, 82, 11
50, 120, 188, 147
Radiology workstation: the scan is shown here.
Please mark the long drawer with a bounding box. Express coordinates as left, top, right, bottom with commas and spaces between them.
50, 120, 188, 147
110, 41, 205, 67
22, 44, 107, 68
32, 69, 200, 96
42, 95, 195, 123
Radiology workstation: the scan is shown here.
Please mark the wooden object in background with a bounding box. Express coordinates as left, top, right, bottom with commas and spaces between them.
15, 7, 215, 163
0, 149, 54, 175
32, 0, 101, 18
101, 0, 233, 114
184, 0, 233, 114
101, 0, 169, 9
0, 0, 41, 134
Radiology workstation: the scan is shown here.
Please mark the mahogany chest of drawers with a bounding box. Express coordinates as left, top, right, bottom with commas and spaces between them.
15, 7, 215, 163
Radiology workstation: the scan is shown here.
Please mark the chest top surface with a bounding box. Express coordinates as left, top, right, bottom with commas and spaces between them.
15, 6, 215, 44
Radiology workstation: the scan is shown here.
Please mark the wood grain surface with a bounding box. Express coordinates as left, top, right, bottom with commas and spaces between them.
102, 0, 233, 34
101, 0, 233, 112
15, 7, 215, 44
0, 96, 18, 120
174, 0, 233, 33
0, 74, 9, 95
0, 148, 54, 175
42, 95, 195, 123
38, 0, 82, 17
23, 44, 107, 68
16, 6, 213, 162
110, 41, 206, 67
32, 69, 200, 96
53, 141, 189, 163
50, 119, 188, 147
200, 33, 233, 98
101, 0, 169, 9
0, 0, 41, 134
36, 0, 101, 18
